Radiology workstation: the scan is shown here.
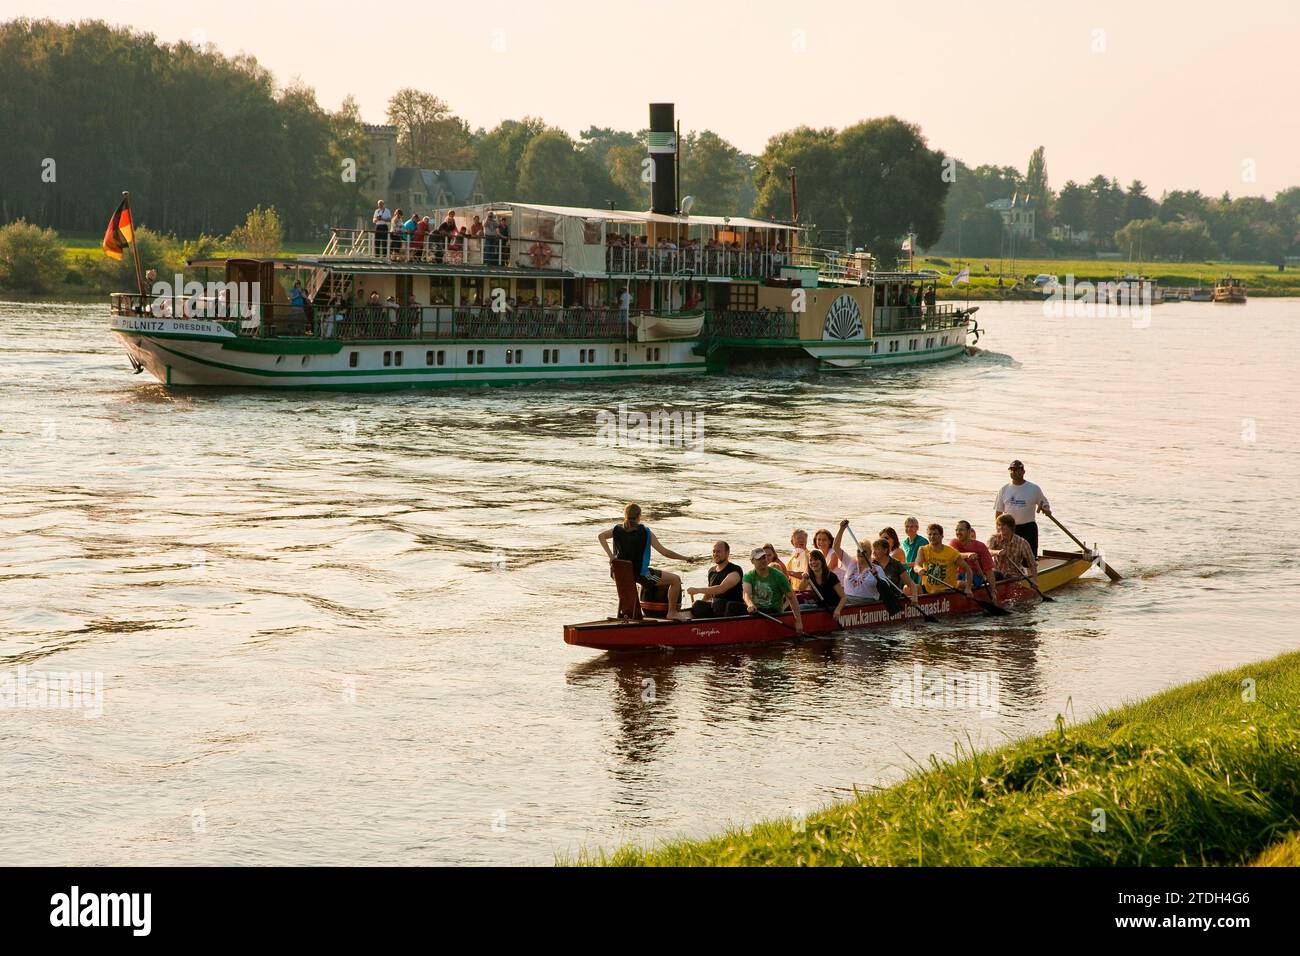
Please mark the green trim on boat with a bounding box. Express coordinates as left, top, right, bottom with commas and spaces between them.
150, 342, 704, 379
221, 338, 343, 355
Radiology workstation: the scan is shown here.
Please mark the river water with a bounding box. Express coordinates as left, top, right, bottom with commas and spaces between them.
2, 297, 1297, 865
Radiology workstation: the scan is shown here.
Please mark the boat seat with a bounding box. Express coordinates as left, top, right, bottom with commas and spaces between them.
609, 559, 643, 621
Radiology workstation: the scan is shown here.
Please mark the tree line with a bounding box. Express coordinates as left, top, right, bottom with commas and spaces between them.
936, 150, 1299, 265
2, 18, 1294, 269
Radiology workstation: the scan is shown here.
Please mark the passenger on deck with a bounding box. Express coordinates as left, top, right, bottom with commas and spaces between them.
802, 548, 846, 618
598, 503, 694, 617
988, 513, 1039, 588
389, 209, 405, 259
372, 200, 391, 258
830, 520, 881, 606
687, 541, 747, 618
742, 547, 803, 630
915, 523, 975, 596
412, 216, 429, 260
785, 529, 810, 590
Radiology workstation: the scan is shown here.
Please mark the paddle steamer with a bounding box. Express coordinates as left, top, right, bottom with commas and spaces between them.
109, 105, 976, 390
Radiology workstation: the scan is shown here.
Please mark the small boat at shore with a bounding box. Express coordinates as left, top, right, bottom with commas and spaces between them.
1213, 275, 1247, 303
564, 549, 1095, 652
631, 309, 705, 341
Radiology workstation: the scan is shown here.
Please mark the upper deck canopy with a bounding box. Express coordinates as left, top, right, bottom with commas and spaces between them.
504, 201, 800, 232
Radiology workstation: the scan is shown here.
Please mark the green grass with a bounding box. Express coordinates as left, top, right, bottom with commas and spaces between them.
924, 255, 1297, 298
577, 651, 1300, 866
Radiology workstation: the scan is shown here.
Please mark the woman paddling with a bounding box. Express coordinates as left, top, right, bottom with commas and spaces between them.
802, 548, 846, 621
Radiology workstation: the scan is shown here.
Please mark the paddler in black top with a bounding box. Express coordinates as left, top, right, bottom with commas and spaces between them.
870, 538, 913, 616
687, 541, 747, 618
802, 548, 846, 620
598, 503, 695, 616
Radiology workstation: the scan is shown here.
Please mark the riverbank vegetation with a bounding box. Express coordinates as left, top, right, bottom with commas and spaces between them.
581, 650, 1300, 866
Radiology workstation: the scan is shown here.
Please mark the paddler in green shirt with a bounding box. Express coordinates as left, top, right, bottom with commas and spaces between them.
742, 547, 802, 630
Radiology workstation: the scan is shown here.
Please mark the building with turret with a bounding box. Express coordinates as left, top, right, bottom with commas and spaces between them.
361, 123, 485, 224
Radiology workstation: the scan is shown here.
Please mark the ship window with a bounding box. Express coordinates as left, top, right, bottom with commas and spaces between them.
587, 349, 596, 363
426, 350, 434, 365
872, 341, 879, 354
350, 351, 359, 367
301, 356, 309, 366
506, 350, 513, 365
727, 284, 758, 311
467, 350, 476, 365
477, 350, 485, 364
514, 349, 523, 364
383, 351, 392, 366
579, 350, 585, 364
394, 351, 403, 367
437, 350, 445, 366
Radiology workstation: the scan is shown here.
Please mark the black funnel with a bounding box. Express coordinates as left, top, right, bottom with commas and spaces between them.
648, 103, 676, 215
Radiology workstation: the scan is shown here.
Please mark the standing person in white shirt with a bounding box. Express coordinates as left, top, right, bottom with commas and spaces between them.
618, 285, 632, 325
372, 200, 392, 259
994, 459, 1051, 557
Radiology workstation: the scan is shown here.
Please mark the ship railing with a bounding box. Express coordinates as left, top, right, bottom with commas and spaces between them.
789, 247, 869, 283
700, 310, 797, 341
871, 305, 967, 334
321, 227, 563, 270
603, 246, 791, 278
111, 292, 255, 321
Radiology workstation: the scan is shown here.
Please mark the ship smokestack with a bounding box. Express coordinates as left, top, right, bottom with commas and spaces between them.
648, 103, 677, 215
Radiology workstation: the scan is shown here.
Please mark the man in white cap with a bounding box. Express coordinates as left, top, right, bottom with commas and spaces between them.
742, 546, 802, 630
994, 459, 1051, 556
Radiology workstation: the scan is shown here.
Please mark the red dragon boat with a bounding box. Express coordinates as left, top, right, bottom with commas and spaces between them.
564, 549, 1096, 652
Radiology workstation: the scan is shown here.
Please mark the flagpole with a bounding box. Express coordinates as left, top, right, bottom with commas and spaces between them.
123, 191, 148, 311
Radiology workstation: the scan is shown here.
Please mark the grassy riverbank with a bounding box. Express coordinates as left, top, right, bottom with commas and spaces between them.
925, 256, 1297, 298
582, 650, 1300, 866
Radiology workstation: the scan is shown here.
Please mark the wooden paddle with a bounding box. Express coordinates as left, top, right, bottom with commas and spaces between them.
921, 568, 1011, 616
844, 526, 936, 622
752, 607, 806, 638
1044, 512, 1122, 582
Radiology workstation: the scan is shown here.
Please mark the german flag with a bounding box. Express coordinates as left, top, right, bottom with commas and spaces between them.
102, 196, 134, 260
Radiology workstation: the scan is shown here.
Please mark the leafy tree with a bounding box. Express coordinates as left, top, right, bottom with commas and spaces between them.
0, 220, 66, 293
605, 143, 653, 210
1055, 180, 1088, 232
753, 126, 840, 240
835, 117, 950, 261
475, 118, 546, 199
515, 130, 586, 205
227, 205, 284, 256
1123, 180, 1157, 224
385, 89, 474, 168
680, 130, 747, 215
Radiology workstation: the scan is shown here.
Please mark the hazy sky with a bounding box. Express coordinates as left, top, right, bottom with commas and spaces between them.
12, 0, 1298, 197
